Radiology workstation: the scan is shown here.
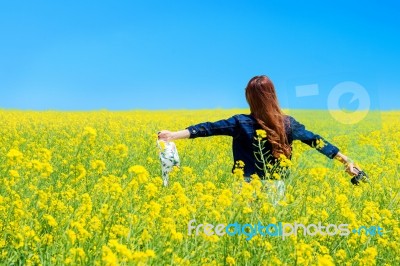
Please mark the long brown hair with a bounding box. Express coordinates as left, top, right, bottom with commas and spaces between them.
245, 75, 291, 158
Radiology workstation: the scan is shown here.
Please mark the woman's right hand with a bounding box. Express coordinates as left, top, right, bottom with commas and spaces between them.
345, 162, 361, 176
335, 152, 362, 177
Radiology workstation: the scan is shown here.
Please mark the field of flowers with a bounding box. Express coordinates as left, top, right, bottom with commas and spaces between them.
0, 109, 399, 265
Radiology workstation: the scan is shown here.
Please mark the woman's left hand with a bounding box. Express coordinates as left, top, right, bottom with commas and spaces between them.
158, 130, 174, 141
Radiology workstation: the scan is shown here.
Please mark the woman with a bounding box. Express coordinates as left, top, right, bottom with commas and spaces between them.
158, 75, 362, 182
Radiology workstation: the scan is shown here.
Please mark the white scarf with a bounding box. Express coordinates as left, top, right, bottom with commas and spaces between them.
157, 140, 180, 186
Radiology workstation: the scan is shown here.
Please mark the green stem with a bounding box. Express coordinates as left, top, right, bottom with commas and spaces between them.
257, 139, 268, 177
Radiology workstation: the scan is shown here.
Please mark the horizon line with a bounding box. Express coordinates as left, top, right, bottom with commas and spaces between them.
0, 108, 397, 112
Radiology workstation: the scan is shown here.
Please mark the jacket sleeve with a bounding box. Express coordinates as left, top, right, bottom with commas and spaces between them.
289, 116, 339, 159
186, 116, 240, 138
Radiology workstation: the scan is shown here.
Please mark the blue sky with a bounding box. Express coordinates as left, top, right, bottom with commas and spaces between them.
0, 0, 399, 110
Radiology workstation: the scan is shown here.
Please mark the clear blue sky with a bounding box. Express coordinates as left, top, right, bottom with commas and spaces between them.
0, 0, 399, 110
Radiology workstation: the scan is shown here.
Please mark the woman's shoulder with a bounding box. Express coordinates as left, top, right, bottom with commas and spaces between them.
229, 114, 297, 127
234, 114, 293, 125
233, 114, 257, 123
283, 114, 297, 129
283, 114, 297, 122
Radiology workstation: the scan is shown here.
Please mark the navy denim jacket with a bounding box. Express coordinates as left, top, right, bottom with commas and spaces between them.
186, 114, 339, 178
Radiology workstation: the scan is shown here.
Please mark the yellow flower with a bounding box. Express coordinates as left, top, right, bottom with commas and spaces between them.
159, 140, 166, 150
171, 231, 184, 242
41, 234, 53, 245
113, 143, 129, 158
9, 170, 20, 178
131, 249, 156, 263
83, 126, 97, 138
67, 230, 77, 244
145, 183, 158, 198
272, 173, 281, 180
279, 154, 292, 167
108, 240, 132, 261
111, 224, 129, 238
70, 247, 86, 260
128, 165, 149, 184
233, 168, 244, 179
43, 214, 58, 227
296, 242, 313, 265
256, 129, 267, 140
0, 240, 5, 249
11, 233, 24, 249
226, 256, 236, 265
237, 160, 245, 168
243, 251, 251, 259
317, 254, 334, 266
335, 249, 347, 261
7, 149, 23, 164
145, 249, 155, 258
91, 160, 106, 173
7, 148, 23, 159
243, 206, 252, 214
102, 246, 118, 266
89, 216, 102, 232
362, 247, 378, 261
140, 229, 152, 243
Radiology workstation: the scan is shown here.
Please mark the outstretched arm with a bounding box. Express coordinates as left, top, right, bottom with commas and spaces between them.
289, 116, 339, 159
158, 130, 190, 141
290, 116, 363, 177
158, 116, 240, 141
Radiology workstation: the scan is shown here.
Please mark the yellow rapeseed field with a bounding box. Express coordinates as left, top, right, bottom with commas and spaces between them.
0, 109, 399, 265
